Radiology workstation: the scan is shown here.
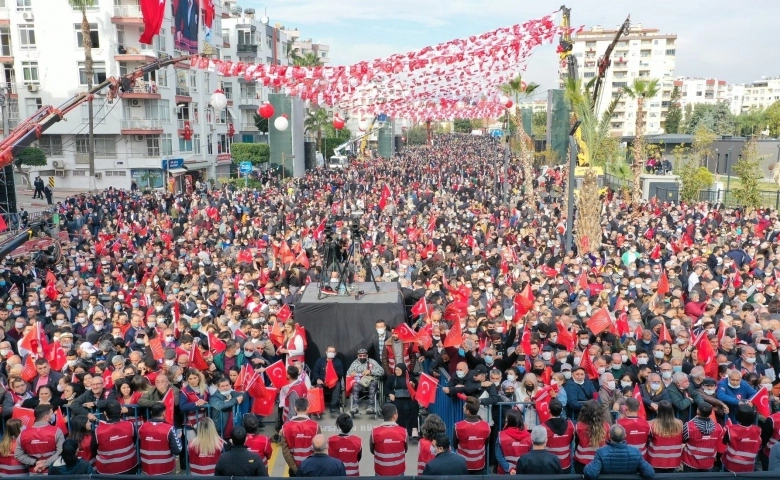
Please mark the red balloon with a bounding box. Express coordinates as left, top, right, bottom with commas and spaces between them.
505, 100, 513, 109
333, 117, 345, 130
257, 102, 274, 119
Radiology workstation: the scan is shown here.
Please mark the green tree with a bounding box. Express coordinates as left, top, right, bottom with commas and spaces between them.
532, 110, 547, 137
731, 137, 765, 209
453, 119, 473, 133
253, 114, 268, 134
735, 108, 766, 137
683, 102, 736, 135
406, 126, 428, 146
765, 101, 780, 137
692, 126, 717, 166
664, 86, 682, 134
69, 0, 96, 190
231, 143, 270, 165
623, 78, 661, 204
293, 51, 323, 67
15, 146, 47, 188
303, 108, 329, 153
500, 76, 540, 199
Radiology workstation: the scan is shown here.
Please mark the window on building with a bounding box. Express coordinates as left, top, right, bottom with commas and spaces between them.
78, 61, 107, 85
266, 35, 272, 48
193, 133, 201, 154
223, 82, 232, 100
612, 81, 627, 89
21, 61, 39, 83
24, 97, 41, 116
179, 137, 193, 153
147, 136, 160, 156
143, 99, 170, 123
18, 24, 35, 49
76, 135, 116, 157
583, 72, 595, 78
665, 49, 676, 56
161, 133, 172, 156
74, 23, 99, 48
38, 135, 63, 156
153, 29, 166, 54
16, 0, 32, 11
217, 133, 231, 154
105, 171, 127, 177
206, 134, 212, 155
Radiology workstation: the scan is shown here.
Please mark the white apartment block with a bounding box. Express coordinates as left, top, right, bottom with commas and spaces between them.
282, 28, 329, 64
724, 83, 746, 116
673, 78, 746, 116
562, 24, 677, 137
741, 77, 780, 112
519, 100, 548, 113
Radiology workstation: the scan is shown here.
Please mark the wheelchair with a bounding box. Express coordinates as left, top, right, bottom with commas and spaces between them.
346, 376, 383, 420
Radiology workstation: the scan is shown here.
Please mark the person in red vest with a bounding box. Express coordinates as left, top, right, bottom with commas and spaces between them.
543, 398, 575, 472
91, 399, 138, 474
417, 414, 446, 475
762, 401, 780, 470
574, 400, 610, 474
280, 396, 321, 476
280, 365, 308, 421
647, 400, 683, 473
15, 404, 65, 474
452, 396, 491, 474
0, 419, 28, 476
327, 413, 362, 477
681, 402, 724, 472
370, 402, 408, 476
722, 403, 762, 473
495, 409, 532, 474
138, 402, 183, 476
616, 397, 650, 458
243, 414, 273, 468
187, 417, 224, 476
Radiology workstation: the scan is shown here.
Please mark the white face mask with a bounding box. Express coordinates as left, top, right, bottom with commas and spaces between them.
542, 352, 552, 361
637, 358, 648, 365
220, 389, 232, 396
376, 328, 385, 336
507, 374, 516, 382
621, 381, 632, 388
729, 382, 741, 389
455, 371, 466, 379
703, 388, 715, 395
597, 367, 606, 374
574, 379, 584, 385
762, 383, 773, 391
654, 351, 664, 359
707, 328, 716, 335
563, 371, 571, 379
580, 339, 589, 347
148, 322, 156, 329
606, 381, 615, 390
676, 338, 687, 345
757, 344, 768, 352
165, 336, 175, 343
745, 357, 756, 364
621, 355, 628, 363
650, 383, 661, 391
165, 359, 174, 367
0, 349, 9, 357
627, 345, 636, 352
326, 352, 335, 359
573, 357, 581, 366
662, 371, 672, 380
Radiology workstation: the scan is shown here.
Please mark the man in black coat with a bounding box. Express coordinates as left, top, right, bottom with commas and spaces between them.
28, 358, 64, 393
311, 346, 344, 413
515, 426, 562, 474
422, 433, 468, 475
297, 434, 346, 477
214, 427, 268, 477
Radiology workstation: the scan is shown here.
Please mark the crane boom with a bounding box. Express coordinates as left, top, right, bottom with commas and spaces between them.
0, 55, 191, 168
590, 15, 630, 109
559, 6, 578, 81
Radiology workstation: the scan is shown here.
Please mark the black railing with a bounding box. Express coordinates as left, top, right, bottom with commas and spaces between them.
698, 189, 780, 209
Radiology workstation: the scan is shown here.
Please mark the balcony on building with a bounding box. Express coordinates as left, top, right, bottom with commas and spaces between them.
175, 84, 192, 103
238, 94, 260, 109
120, 118, 164, 135
222, 29, 230, 48
116, 43, 157, 62
111, 1, 143, 25
122, 79, 161, 99
237, 43, 258, 58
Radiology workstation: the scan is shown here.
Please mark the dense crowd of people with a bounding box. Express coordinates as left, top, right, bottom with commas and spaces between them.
0, 133, 779, 477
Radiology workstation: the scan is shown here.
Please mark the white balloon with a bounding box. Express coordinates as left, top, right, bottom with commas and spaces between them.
274, 116, 289, 131
209, 91, 228, 111
358, 118, 369, 131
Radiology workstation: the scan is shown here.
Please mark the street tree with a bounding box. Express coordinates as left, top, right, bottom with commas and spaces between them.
731, 137, 765, 210
623, 78, 661, 205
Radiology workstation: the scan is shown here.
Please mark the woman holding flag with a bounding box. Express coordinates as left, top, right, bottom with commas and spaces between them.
384, 363, 418, 438
180, 370, 210, 442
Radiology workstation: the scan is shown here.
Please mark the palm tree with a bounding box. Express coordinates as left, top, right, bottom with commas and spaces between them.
500, 76, 539, 200
623, 78, 661, 204
69, 0, 96, 191
293, 52, 323, 67
304, 108, 330, 153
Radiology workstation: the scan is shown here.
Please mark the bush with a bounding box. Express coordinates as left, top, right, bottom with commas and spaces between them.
231, 143, 269, 165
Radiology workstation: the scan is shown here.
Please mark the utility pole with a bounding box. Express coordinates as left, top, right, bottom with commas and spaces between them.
564, 128, 579, 252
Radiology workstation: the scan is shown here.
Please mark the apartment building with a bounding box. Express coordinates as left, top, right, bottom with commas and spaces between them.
282, 27, 329, 64
562, 24, 677, 137
0, 0, 242, 191
741, 77, 780, 112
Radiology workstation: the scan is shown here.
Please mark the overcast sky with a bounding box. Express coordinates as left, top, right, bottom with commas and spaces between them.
246, 0, 777, 101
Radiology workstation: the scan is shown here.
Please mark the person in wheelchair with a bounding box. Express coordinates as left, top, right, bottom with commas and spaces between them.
346, 348, 383, 415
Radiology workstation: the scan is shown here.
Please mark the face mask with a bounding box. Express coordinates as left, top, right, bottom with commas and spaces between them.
468, 328, 477, 334
563, 371, 571, 379
707, 328, 716, 335
729, 382, 741, 389
650, 382, 661, 391
542, 352, 552, 361
118, 295, 125, 301
327, 352, 335, 359
483, 356, 493, 365
376, 328, 385, 336
458, 348, 465, 356
627, 345, 636, 352
612, 363, 622, 370
762, 383, 773, 391
573, 357, 581, 366
507, 374, 516, 382
0, 349, 9, 357
165, 336, 175, 343
574, 379, 584, 385
148, 322, 156, 329
661, 371, 672, 380
654, 351, 664, 359
93, 324, 104, 332
597, 367, 606, 374
621, 355, 628, 363
55, 319, 64, 326
703, 388, 715, 395
723, 309, 732, 315
643, 339, 651, 345
15, 321, 25, 329
432, 336, 441, 342
579, 339, 589, 347
84, 352, 92, 359
672, 366, 682, 373
191, 324, 200, 331
430, 445, 437, 456
358, 358, 367, 364
758, 344, 768, 352
745, 357, 756, 364
606, 381, 616, 390
637, 358, 648, 365
165, 359, 174, 367
220, 389, 232, 395
67, 360, 77, 367
131, 301, 139, 308
455, 370, 466, 379
676, 337, 687, 345
578, 311, 587, 318
621, 381, 632, 388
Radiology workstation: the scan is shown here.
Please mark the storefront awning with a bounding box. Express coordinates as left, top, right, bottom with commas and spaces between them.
168, 168, 188, 176
184, 162, 210, 171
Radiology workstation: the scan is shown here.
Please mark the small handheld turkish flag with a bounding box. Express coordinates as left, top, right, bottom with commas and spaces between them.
415, 373, 439, 408
265, 360, 288, 388
751, 386, 770, 417
393, 323, 418, 343
162, 388, 174, 425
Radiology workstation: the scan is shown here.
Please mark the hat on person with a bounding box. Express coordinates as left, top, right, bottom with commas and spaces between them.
542, 345, 554, 352
60, 332, 74, 340
80, 342, 98, 354
474, 364, 489, 375
560, 363, 572, 371
702, 378, 717, 386
357, 348, 368, 355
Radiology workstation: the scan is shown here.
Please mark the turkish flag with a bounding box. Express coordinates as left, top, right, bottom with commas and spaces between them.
0, 215, 7, 232
19, 322, 49, 357
694, 331, 716, 365
751, 386, 770, 417
520, 327, 533, 357
149, 336, 164, 361
578, 272, 589, 291
514, 284, 534, 316
277, 304, 292, 322
442, 318, 462, 348
411, 297, 428, 318
534, 385, 557, 423
615, 313, 630, 337
656, 271, 670, 296
162, 388, 174, 425
345, 376, 356, 397
46, 343, 67, 371
579, 349, 599, 380
393, 323, 418, 343
379, 184, 391, 211
251, 388, 277, 416
207, 332, 227, 355
442, 303, 463, 324
650, 244, 661, 260
296, 251, 310, 269
415, 373, 438, 408
659, 322, 672, 344
234, 365, 250, 391
11, 407, 35, 428
324, 360, 338, 389
45, 271, 58, 301
633, 384, 647, 420
21, 354, 37, 382
269, 321, 285, 347
587, 308, 612, 336
556, 322, 575, 351
265, 360, 287, 388
189, 343, 209, 371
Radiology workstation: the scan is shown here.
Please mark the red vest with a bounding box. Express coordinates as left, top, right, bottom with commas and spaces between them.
188, 443, 221, 476
544, 420, 575, 470
574, 421, 609, 465
182, 387, 208, 427
416, 438, 435, 475
245, 433, 273, 466
139, 421, 177, 475
681, 420, 723, 470
0, 440, 28, 476
284, 381, 309, 420
722, 423, 761, 473
385, 343, 411, 372
454, 418, 491, 471
286, 334, 304, 365
94, 420, 137, 474
281, 417, 318, 466
647, 430, 683, 469
371, 423, 407, 476
19, 424, 59, 473
764, 413, 780, 456
327, 434, 362, 476
497, 428, 532, 474
617, 416, 650, 457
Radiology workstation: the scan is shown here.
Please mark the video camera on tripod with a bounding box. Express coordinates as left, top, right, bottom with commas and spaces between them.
317, 217, 377, 299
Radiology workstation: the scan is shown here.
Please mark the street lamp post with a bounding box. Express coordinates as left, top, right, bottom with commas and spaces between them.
725, 145, 734, 200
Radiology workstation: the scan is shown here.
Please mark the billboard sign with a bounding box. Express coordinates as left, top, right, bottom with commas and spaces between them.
172, 0, 199, 54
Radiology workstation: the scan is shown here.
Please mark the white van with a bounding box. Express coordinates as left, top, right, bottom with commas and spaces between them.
328, 155, 349, 169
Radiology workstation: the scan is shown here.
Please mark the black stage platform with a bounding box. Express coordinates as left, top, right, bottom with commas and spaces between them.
294, 282, 406, 367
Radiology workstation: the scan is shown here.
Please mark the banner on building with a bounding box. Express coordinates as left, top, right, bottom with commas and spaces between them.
172, 0, 199, 54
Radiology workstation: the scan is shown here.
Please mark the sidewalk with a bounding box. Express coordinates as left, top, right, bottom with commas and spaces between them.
15, 189, 73, 213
